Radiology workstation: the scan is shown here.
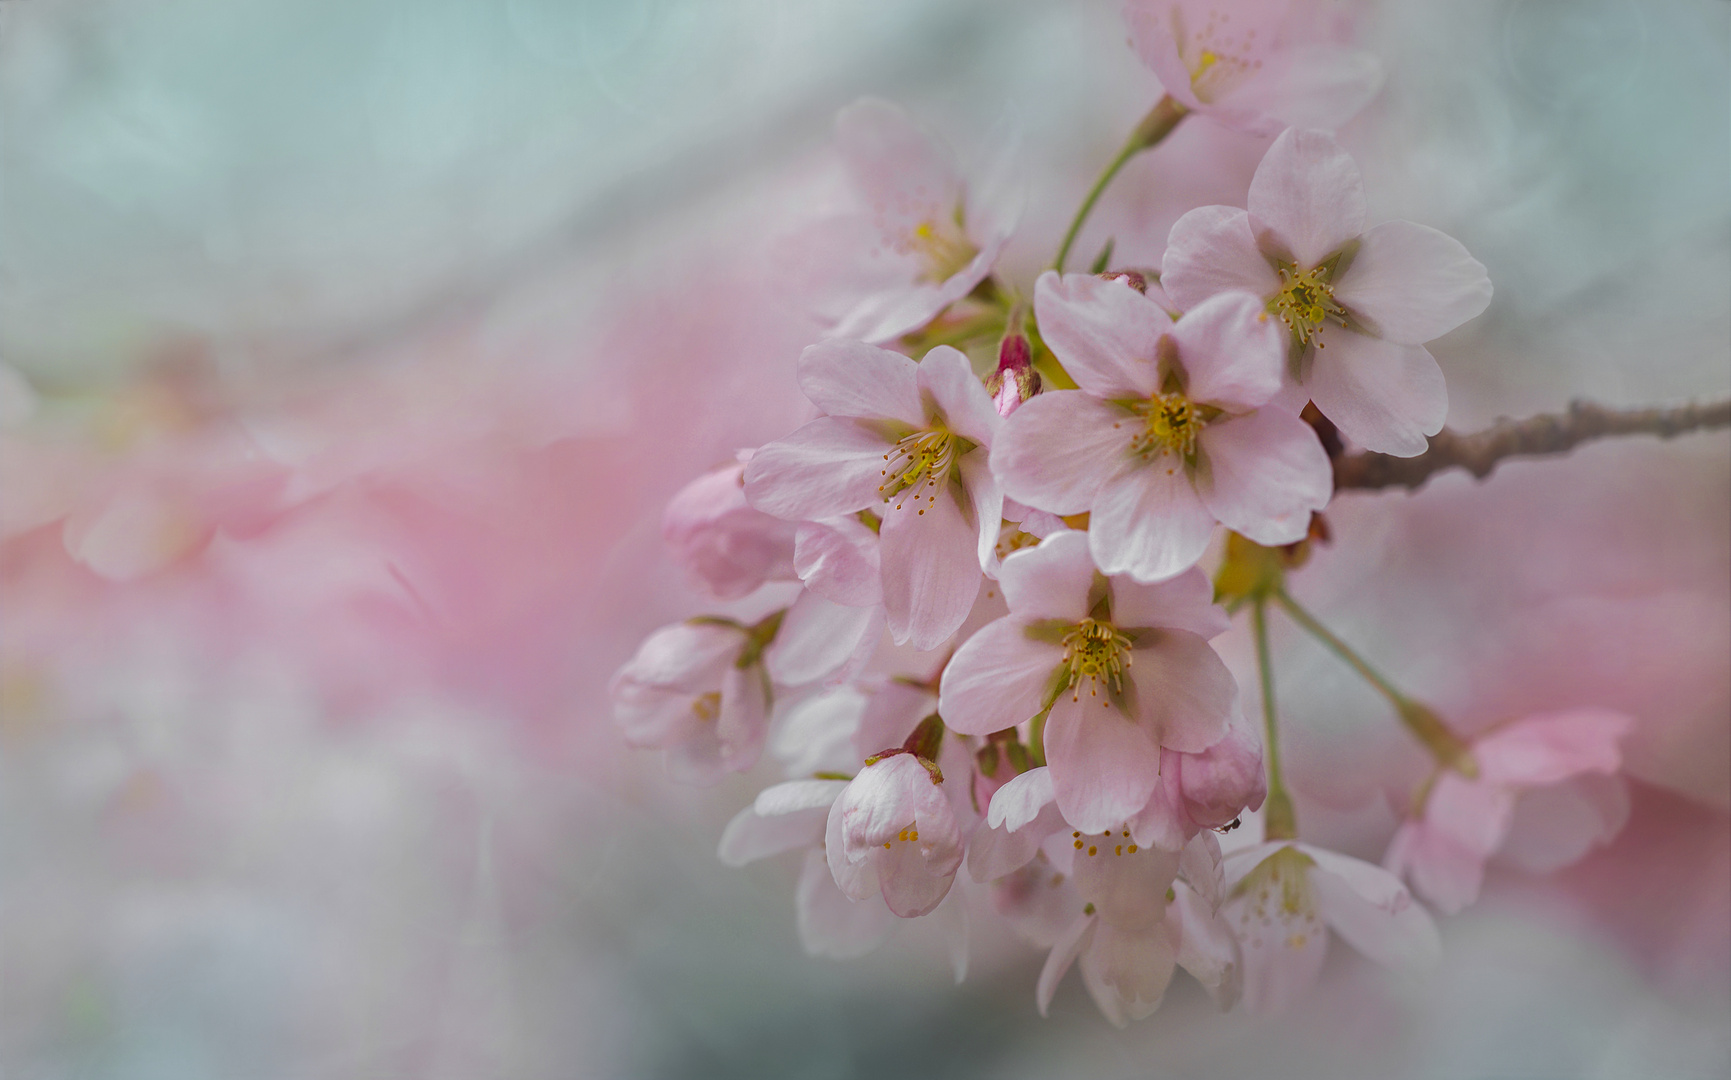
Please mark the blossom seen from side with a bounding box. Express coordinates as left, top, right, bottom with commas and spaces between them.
661, 452, 797, 601
826, 751, 967, 918
1161, 127, 1493, 456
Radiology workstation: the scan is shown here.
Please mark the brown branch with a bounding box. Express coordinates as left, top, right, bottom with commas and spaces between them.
1332, 398, 1731, 493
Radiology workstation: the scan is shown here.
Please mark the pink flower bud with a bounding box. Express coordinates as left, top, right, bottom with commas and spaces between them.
985, 333, 1040, 418
662, 452, 797, 600
1178, 713, 1266, 830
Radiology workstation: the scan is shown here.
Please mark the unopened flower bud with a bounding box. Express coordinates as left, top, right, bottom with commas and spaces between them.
985, 333, 1040, 417
662, 452, 797, 600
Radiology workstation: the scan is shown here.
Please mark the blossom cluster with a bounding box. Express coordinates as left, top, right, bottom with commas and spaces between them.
613, 1, 1634, 1024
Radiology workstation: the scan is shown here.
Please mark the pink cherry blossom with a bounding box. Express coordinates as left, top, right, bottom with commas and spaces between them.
661, 452, 797, 600
1385, 708, 1633, 915
995, 272, 1331, 583
1222, 840, 1440, 1014
1124, 0, 1385, 136
762, 514, 888, 688
779, 98, 1020, 344
610, 620, 771, 785
1161, 127, 1494, 456
744, 341, 1002, 650
825, 752, 966, 918
940, 529, 1236, 834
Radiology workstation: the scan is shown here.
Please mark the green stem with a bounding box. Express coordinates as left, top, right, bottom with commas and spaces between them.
1272, 588, 1478, 777
1252, 598, 1297, 840
1051, 96, 1187, 273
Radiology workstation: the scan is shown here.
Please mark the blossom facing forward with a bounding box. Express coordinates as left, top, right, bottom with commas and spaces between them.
994, 272, 1332, 583
939, 530, 1237, 833
1385, 708, 1633, 914
745, 341, 1003, 650
1162, 127, 1493, 456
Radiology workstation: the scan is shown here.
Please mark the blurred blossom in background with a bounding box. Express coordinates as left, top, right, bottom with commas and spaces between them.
1, 1, 1727, 1077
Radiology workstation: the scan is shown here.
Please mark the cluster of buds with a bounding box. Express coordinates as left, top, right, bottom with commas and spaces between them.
613, 1, 1636, 1024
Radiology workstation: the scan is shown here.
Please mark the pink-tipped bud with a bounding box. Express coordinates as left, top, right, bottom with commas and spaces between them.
986, 333, 1040, 418
1099, 270, 1147, 294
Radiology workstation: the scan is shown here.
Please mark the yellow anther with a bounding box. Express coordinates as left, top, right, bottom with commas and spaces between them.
1060, 618, 1135, 701
1128, 392, 1202, 459
1087, 845, 1098, 856
1127, 844, 1138, 854
691, 691, 721, 723
1269, 263, 1348, 348
879, 427, 957, 511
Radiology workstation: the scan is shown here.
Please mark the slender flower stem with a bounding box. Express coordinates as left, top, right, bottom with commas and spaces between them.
1252, 598, 1297, 840
1051, 95, 1187, 272
1272, 588, 1477, 776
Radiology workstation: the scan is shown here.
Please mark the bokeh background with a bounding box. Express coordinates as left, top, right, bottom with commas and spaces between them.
2, 1, 1727, 1077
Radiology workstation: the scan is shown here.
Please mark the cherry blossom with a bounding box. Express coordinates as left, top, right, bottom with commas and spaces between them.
745, 341, 1002, 650
1222, 840, 1440, 1013
779, 98, 1020, 344
1384, 708, 1632, 915
610, 619, 775, 784
1161, 127, 1493, 455
994, 272, 1331, 583
1124, 0, 1384, 136
826, 752, 967, 918
661, 452, 797, 600
939, 530, 1236, 834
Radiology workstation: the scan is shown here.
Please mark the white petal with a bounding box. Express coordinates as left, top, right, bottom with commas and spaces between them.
1033, 271, 1166, 399
797, 339, 925, 425
1247, 128, 1366, 270
756, 778, 851, 816
1080, 922, 1177, 1025
1196, 407, 1332, 546
1333, 220, 1493, 345
1304, 333, 1447, 457
1161, 205, 1280, 313
717, 800, 829, 867
1089, 460, 1216, 584
993, 391, 1137, 517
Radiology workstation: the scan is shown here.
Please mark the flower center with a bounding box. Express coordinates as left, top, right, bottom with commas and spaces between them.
879, 427, 957, 514
1175, 9, 1262, 103
905, 214, 978, 283
1060, 618, 1134, 704
690, 690, 721, 723
1129, 392, 1202, 459
1231, 846, 1321, 950
1270, 264, 1348, 348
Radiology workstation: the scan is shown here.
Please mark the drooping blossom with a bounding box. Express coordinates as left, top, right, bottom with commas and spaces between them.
779, 98, 1020, 344
1222, 840, 1440, 1013
745, 341, 1002, 650
939, 530, 1236, 834
1384, 708, 1633, 915
1161, 127, 1493, 456
610, 618, 775, 784
717, 778, 896, 958
1124, 0, 1385, 136
763, 514, 887, 687
826, 751, 966, 918
994, 273, 1331, 583
661, 451, 797, 600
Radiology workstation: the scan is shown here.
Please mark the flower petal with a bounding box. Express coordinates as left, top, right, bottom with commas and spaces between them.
1033, 271, 1166, 399
1332, 220, 1493, 345
1166, 291, 1286, 411
993, 391, 1137, 517
1037, 915, 1096, 1017
958, 449, 1004, 572
1128, 628, 1236, 753
717, 796, 833, 867
1304, 332, 1446, 457
763, 591, 878, 688
1474, 708, 1631, 787
744, 417, 893, 520
997, 528, 1095, 621
1045, 694, 1165, 834
938, 615, 1064, 736
1311, 853, 1441, 971
1384, 820, 1485, 916
794, 516, 881, 607
612, 621, 741, 693
986, 766, 1059, 832
797, 340, 925, 426
919, 345, 1001, 448
1247, 127, 1366, 270
854, 680, 936, 759
1109, 565, 1229, 639
716, 662, 770, 773
1089, 460, 1216, 584
1170, 881, 1241, 1009
1226, 44, 1385, 133
1196, 407, 1332, 546
1161, 205, 1280, 313
797, 847, 895, 959
1497, 773, 1630, 875
1080, 922, 1177, 1026
878, 480, 982, 650
757, 778, 852, 816
835, 98, 962, 237
1234, 900, 1329, 1014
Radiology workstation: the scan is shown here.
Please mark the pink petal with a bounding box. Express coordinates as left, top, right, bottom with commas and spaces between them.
773, 212, 918, 329
937, 615, 1064, 736
1247, 127, 1366, 270
825, 784, 880, 900
797, 340, 925, 426
997, 529, 1095, 622
985, 766, 1058, 832
1332, 220, 1493, 346
876, 838, 959, 917
1224, 44, 1384, 133
853, 680, 935, 759
834, 98, 961, 238
1079, 922, 1177, 1025
663, 720, 729, 787
762, 592, 879, 688
1178, 830, 1225, 911
1234, 899, 1330, 1014
1089, 460, 1216, 584
957, 450, 1004, 572
919, 345, 1001, 448
1037, 914, 1096, 1017
612, 683, 702, 751
1196, 406, 1332, 546
1045, 694, 1165, 834
1311, 854, 1441, 971
797, 848, 895, 959
1128, 628, 1236, 753
1110, 566, 1230, 639
1166, 291, 1285, 411
831, 281, 955, 345
716, 662, 770, 772
1384, 820, 1485, 916
613, 621, 739, 692
793, 517, 881, 607
836, 753, 956, 854
1161, 206, 1280, 313
661, 460, 797, 601
1304, 332, 1446, 457
1424, 772, 1515, 855
1474, 708, 1631, 787
757, 778, 852, 816
717, 793, 835, 867
993, 391, 1137, 517
1170, 882, 1241, 1009
878, 480, 982, 650
1497, 773, 1630, 874
1032, 271, 1166, 399
1178, 710, 1267, 827
1127, 759, 1191, 852
744, 416, 894, 520
1122, 1, 1205, 111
